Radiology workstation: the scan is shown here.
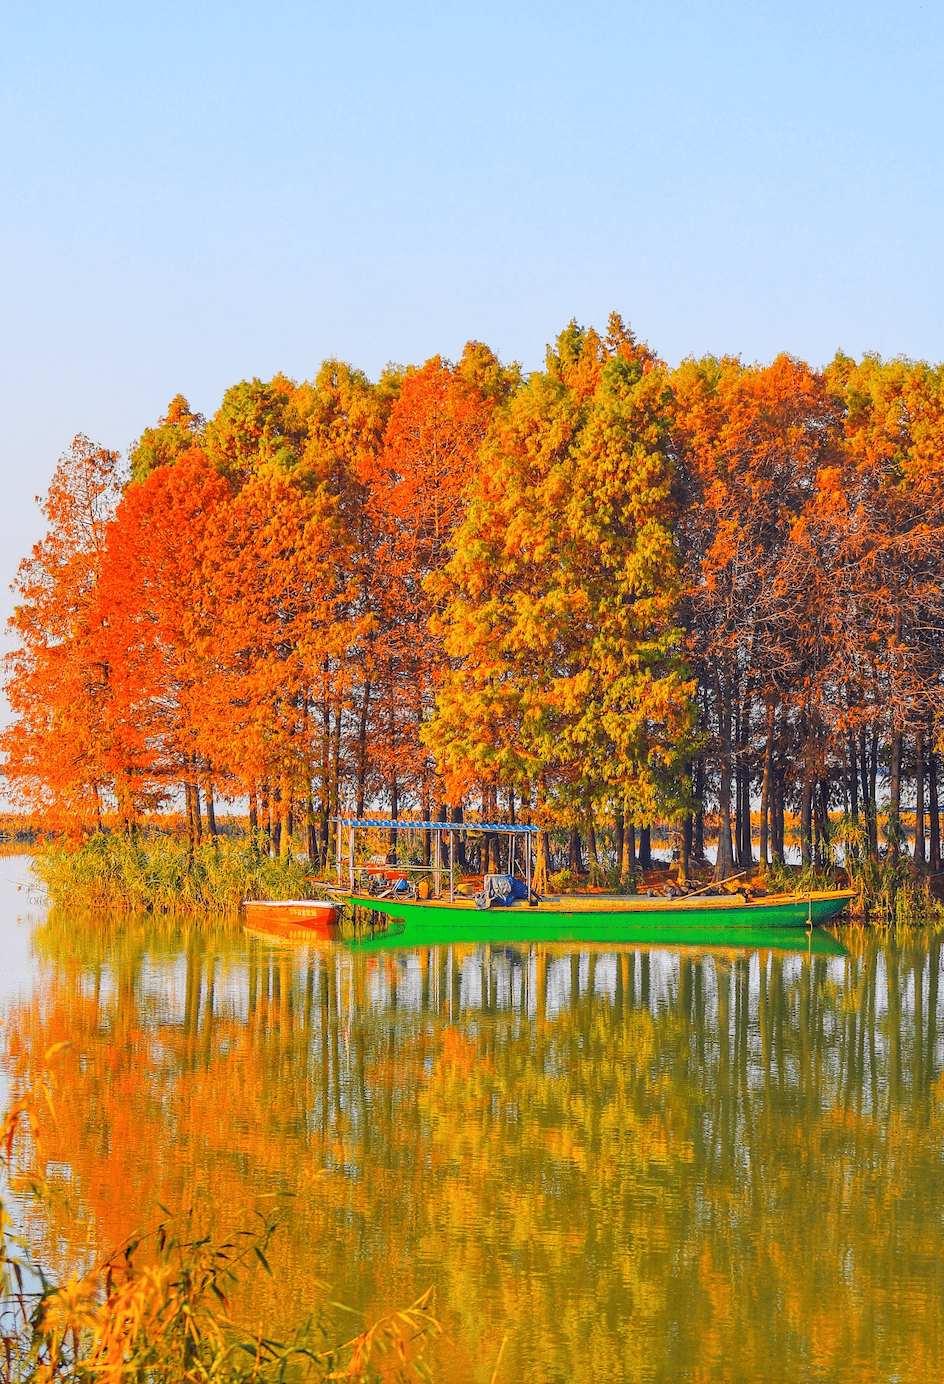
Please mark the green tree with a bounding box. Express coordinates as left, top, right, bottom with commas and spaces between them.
426, 315, 696, 885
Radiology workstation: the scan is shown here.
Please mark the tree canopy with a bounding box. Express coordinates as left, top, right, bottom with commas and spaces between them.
5, 320, 944, 878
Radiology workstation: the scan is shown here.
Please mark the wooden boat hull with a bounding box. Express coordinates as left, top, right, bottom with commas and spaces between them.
349, 888, 855, 940
243, 900, 341, 939
348, 914, 848, 957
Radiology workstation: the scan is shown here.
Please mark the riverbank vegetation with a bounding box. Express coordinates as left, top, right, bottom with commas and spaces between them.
32, 832, 316, 912
3, 317, 943, 903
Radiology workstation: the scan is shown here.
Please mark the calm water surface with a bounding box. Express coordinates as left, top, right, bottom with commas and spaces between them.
2, 865, 943, 1383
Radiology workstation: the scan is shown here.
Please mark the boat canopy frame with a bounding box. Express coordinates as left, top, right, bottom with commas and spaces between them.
333, 817, 538, 903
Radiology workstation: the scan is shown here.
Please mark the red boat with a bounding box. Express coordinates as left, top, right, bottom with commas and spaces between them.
242, 899, 342, 940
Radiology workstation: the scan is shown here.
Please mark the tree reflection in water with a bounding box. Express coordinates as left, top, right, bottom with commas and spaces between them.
4, 911, 944, 1383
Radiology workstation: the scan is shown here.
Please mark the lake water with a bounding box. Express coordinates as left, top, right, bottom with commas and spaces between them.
2, 863, 943, 1382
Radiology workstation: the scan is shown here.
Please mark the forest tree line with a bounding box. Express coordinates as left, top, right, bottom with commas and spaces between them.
3, 314, 943, 883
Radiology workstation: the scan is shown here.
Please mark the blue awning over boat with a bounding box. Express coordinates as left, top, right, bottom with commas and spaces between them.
334, 818, 537, 833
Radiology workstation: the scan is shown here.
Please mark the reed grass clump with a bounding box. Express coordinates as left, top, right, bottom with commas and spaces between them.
762, 815, 944, 927
34, 834, 319, 913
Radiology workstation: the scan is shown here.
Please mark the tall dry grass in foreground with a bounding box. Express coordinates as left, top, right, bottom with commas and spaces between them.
34, 835, 319, 913
0, 1051, 441, 1382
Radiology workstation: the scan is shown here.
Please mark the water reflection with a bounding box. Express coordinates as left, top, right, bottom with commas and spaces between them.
4, 903, 944, 1383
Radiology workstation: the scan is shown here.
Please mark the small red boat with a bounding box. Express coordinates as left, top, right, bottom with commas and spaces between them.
242, 899, 342, 940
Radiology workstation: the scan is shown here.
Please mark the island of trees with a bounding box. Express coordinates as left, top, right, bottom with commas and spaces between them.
3, 315, 943, 892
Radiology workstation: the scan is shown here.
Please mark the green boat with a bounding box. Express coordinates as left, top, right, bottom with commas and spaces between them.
331, 816, 856, 944
348, 885, 858, 930
349, 887, 855, 931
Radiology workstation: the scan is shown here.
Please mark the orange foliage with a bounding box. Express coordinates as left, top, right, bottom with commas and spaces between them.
4, 327, 944, 878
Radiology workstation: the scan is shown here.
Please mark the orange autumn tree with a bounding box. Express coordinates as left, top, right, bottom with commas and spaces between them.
671, 354, 843, 876
3, 436, 122, 829
357, 345, 514, 842
95, 446, 232, 839
809, 354, 944, 863
193, 366, 389, 860
195, 465, 354, 858
293, 359, 399, 846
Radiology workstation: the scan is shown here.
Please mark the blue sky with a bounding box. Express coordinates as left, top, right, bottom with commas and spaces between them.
2, 0, 943, 642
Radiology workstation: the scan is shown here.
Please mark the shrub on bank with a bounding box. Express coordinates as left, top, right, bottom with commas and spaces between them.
34, 833, 319, 912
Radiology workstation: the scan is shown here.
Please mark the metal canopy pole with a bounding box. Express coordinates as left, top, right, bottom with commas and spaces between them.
449, 829, 454, 902
336, 819, 342, 886
434, 827, 441, 898
348, 821, 355, 891
526, 829, 531, 899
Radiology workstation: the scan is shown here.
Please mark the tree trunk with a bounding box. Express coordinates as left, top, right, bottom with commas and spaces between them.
638, 826, 652, 871
249, 790, 258, 835
680, 814, 692, 885
318, 679, 330, 864
815, 779, 828, 868
452, 801, 468, 871
869, 729, 880, 855
916, 730, 926, 867
568, 827, 584, 874
929, 745, 941, 872
259, 786, 270, 852
760, 704, 774, 866
307, 791, 318, 864
271, 786, 281, 858
714, 677, 735, 880
614, 813, 624, 873
534, 831, 550, 895
859, 730, 878, 859
206, 782, 218, 839
772, 769, 785, 864
736, 763, 751, 868
388, 777, 399, 862
620, 808, 636, 886
184, 781, 195, 854
330, 706, 342, 863
847, 730, 859, 819
889, 731, 903, 864
356, 679, 371, 818
800, 776, 813, 867
715, 759, 735, 879
693, 758, 705, 860
280, 770, 291, 860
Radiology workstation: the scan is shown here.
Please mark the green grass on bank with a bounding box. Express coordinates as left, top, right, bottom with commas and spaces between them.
34, 833, 320, 913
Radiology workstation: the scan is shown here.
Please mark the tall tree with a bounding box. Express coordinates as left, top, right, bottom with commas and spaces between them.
363, 345, 514, 831
671, 354, 842, 876
96, 447, 231, 832
3, 437, 122, 828
427, 316, 696, 883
